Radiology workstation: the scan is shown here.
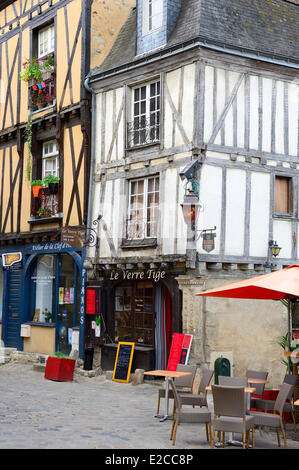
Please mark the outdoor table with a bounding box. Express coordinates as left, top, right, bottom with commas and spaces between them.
247, 378, 269, 411
206, 385, 256, 448
144, 369, 192, 422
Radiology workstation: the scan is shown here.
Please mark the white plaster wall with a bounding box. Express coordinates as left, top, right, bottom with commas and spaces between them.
181, 63, 195, 143
225, 168, 246, 256
288, 83, 299, 156
249, 172, 270, 257
161, 167, 178, 254
273, 219, 292, 259
275, 81, 284, 155
197, 164, 222, 255
249, 75, 259, 150
214, 68, 225, 146
262, 77, 272, 153
203, 65, 214, 143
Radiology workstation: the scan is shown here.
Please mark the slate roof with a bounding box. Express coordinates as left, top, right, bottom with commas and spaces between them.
90, 0, 299, 77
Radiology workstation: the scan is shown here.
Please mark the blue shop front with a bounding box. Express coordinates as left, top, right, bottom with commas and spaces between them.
0, 241, 86, 357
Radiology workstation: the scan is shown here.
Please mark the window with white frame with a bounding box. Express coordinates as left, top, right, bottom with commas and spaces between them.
128, 80, 160, 147
142, 0, 163, 35
38, 24, 55, 58
127, 176, 159, 239
42, 140, 59, 178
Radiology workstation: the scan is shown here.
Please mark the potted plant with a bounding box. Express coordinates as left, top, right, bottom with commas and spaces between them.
41, 54, 55, 80
36, 95, 46, 110
45, 351, 76, 382
44, 308, 53, 323
19, 57, 43, 87
31, 179, 43, 197
43, 174, 60, 194
37, 207, 45, 217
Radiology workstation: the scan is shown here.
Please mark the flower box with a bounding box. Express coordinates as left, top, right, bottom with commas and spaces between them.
44, 356, 75, 382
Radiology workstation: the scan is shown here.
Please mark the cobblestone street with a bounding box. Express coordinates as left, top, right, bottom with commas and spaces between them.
0, 362, 298, 451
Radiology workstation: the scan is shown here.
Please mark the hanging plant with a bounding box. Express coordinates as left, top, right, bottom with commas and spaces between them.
25, 113, 33, 183
19, 57, 43, 84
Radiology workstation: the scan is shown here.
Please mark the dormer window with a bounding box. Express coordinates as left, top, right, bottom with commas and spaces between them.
142, 0, 163, 35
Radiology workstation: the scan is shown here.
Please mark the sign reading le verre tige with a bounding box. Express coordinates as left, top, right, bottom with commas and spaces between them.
61, 227, 86, 248
110, 269, 166, 283
2, 252, 23, 270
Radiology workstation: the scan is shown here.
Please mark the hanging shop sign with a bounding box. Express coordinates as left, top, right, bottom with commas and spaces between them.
61, 227, 86, 248
167, 333, 193, 371
109, 269, 166, 283
2, 252, 23, 270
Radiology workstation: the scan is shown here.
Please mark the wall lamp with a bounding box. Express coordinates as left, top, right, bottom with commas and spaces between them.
269, 240, 282, 258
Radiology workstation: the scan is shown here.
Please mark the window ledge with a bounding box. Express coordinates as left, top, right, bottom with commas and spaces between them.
273, 212, 294, 220
121, 238, 157, 249
24, 322, 56, 327
29, 215, 63, 225
31, 103, 56, 115
125, 142, 160, 152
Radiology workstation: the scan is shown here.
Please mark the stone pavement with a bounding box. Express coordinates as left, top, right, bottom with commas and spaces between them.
0, 362, 299, 450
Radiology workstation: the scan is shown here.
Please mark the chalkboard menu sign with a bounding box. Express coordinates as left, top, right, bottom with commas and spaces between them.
112, 342, 135, 383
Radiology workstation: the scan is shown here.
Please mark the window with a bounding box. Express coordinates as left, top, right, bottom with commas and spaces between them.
114, 281, 155, 345
142, 0, 163, 35
30, 23, 55, 113
30, 254, 80, 354
42, 140, 59, 178
38, 24, 55, 58
127, 176, 159, 239
275, 176, 292, 214
128, 80, 160, 147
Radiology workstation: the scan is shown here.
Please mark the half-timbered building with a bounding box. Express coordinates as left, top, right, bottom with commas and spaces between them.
0, 0, 134, 359
85, 0, 299, 382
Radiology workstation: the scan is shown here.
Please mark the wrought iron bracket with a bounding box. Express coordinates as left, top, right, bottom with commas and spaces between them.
84, 215, 102, 248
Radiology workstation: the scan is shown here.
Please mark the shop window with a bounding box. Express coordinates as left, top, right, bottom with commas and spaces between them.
127, 80, 160, 147
0, 270, 3, 322
142, 0, 163, 35
29, 253, 80, 354
275, 176, 292, 215
58, 254, 80, 355
31, 255, 56, 323
127, 175, 159, 239
114, 281, 155, 345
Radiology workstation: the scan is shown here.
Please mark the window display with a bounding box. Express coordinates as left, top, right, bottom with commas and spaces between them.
114, 281, 154, 345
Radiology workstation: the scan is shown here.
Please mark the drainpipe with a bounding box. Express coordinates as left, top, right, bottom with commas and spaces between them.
84, 73, 96, 259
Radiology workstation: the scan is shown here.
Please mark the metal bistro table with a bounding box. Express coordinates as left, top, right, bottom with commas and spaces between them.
206, 384, 257, 448
144, 369, 192, 422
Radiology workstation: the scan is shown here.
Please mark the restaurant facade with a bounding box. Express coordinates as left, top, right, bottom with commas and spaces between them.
84, 0, 299, 385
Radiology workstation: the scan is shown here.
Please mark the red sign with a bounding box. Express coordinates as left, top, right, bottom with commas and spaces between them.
86, 289, 96, 314
167, 333, 193, 371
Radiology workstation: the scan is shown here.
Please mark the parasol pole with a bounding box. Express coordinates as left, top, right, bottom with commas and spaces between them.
288, 298, 291, 374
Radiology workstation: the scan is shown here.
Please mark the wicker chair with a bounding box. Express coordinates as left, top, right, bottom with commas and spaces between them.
169, 377, 212, 446
178, 368, 214, 408
249, 382, 293, 448
245, 369, 269, 408
156, 364, 197, 415
211, 385, 255, 449
254, 374, 298, 432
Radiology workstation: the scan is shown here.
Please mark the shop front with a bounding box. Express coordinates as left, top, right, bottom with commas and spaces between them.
86, 265, 182, 372
0, 242, 86, 357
